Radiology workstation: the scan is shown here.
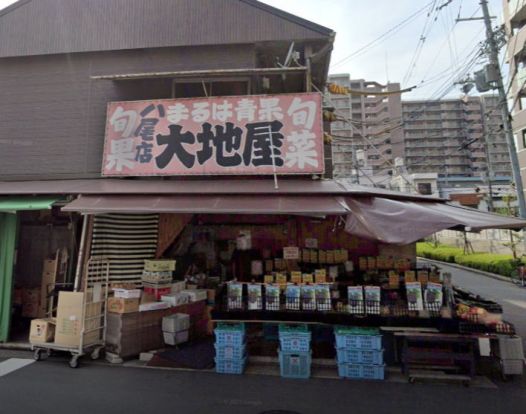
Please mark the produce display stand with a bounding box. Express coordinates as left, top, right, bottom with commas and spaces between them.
32, 257, 110, 368
397, 332, 476, 386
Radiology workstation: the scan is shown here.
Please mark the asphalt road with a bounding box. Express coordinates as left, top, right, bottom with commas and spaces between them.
0, 355, 525, 414
420, 259, 526, 347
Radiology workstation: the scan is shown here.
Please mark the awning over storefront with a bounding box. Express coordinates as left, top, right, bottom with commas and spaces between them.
0, 197, 59, 212
344, 197, 526, 245
62, 195, 350, 215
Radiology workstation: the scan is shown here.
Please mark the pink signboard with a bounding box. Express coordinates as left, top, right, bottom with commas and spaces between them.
102, 92, 324, 176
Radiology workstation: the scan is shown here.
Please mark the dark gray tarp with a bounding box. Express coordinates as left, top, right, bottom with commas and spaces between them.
344, 197, 526, 245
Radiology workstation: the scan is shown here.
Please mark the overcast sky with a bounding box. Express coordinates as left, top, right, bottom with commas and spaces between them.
0, 0, 505, 99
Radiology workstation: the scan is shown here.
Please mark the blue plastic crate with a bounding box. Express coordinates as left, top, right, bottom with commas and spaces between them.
279, 335, 311, 352
334, 333, 382, 350
337, 363, 385, 380
215, 357, 247, 374
279, 324, 311, 352
336, 348, 384, 365
215, 323, 246, 347
279, 350, 311, 379
214, 343, 246, 360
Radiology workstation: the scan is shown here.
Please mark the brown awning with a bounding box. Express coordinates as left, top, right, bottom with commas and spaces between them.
62, 195, 350, 215
344, 197, 526, 245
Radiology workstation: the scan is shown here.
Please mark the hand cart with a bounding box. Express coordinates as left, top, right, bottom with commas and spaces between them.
32, 257, 110, 368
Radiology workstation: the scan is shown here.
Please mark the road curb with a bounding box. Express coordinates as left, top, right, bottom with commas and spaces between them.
418, 257, 513, 283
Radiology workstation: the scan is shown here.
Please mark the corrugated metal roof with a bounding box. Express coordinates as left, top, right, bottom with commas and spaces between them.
0, 0, 333, 58
0, 178, 444, 201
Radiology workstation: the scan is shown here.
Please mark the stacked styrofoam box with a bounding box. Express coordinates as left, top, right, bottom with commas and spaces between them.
498, 336, 524, 376
162, 313, 190, 346
278, 324, 312, 379
214, 323, 246, 374
335, 326, 385, 380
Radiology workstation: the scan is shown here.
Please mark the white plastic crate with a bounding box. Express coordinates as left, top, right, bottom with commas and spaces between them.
501, 359, 524, 376
162, 313, 190, 333
498, 336, 524, 360
163, 330, 189, 346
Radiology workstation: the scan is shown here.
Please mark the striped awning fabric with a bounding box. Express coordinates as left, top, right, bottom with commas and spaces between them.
90, 213, 159, 283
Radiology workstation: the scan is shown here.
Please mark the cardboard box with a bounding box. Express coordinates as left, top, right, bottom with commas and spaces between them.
144, 260, 176, 272
55, 292, 84, 347
42, 259, 57, 275
107, 297, 140, 314
113, 289, 141, 299
171, 281, 186, 294
29, 318, 56, 344
139, 301, 170, 312
55, 292, 102, 347
162, 313, 190, 333
22, 288, 40, 318
181, 289, 207, 303
161, 292, 191, 307
143, 283, 171, 300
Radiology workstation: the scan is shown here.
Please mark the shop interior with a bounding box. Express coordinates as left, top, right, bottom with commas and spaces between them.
9, 209, 80, 343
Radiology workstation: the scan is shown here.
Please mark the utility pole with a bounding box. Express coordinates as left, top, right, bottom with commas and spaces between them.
480, 0, 526, 217
480, 104, 495, 212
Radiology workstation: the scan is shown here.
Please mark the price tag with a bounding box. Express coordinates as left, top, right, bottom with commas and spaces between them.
283, 247, 300, 260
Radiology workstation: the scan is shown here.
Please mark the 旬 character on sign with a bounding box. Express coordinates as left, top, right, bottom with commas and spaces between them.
109, 106, 138, 138
287, 97, 317, 130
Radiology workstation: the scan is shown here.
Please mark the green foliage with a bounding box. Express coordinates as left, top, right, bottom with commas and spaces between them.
416, 242, 524, 277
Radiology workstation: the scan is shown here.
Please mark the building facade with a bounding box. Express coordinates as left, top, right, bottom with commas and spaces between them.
402, 95, 511, 178
503, 0, 526, 202
0, 0, 335, 343
327, 74, 403, 179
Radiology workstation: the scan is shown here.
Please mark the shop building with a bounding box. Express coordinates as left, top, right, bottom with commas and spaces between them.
0, 0, 524, 380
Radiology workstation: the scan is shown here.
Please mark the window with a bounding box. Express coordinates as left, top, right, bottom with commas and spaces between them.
522, 130, 526, 148
172, 78, 250, 98
417, 183, 432, 195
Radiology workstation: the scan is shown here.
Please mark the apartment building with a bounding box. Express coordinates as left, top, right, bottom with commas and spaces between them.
328, 74, 404, 178
503, 0, 526, 200
402, 95, 511, 178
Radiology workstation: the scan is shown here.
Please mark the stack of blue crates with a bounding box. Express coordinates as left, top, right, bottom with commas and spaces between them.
335, 326, 385, 380
214, 323, 246, 374
278, 324, 312, 379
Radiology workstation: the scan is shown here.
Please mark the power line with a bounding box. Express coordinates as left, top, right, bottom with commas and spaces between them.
330, 1, 434, 70
403, 0, 440, 85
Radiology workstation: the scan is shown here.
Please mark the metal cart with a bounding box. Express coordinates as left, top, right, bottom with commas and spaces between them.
32, 257, 110, 368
